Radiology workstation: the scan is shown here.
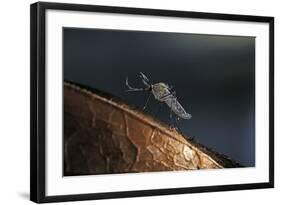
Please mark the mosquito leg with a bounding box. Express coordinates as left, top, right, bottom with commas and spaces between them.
169, 99, 177, 129
169, 103, 173, 124
169, 92, 181, 132
174, 117, 183, 134
142, 92, 152, 110
173, 92, 183, 133
154, 103, 163, 119
169, 110, 174, 129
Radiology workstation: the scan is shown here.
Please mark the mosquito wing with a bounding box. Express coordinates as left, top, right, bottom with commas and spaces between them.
164, 96, 192, 120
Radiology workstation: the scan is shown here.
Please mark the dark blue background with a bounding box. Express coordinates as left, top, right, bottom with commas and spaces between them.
63, 28, 255, 167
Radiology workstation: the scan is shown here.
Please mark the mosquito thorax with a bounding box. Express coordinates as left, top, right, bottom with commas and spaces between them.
150, 83, 170, 101
153, 83, 169, 91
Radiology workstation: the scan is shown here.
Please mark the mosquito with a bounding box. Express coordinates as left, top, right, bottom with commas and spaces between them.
125, 72, 192, 130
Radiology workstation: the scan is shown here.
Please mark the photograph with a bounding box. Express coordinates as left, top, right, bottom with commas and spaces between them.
30, 2, 274, 202
63, 27, 255, 176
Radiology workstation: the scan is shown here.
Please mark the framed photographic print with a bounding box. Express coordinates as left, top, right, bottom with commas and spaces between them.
30, 1, 274, 203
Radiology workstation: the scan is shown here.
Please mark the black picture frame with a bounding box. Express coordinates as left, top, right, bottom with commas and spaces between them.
30, 2, 274, 203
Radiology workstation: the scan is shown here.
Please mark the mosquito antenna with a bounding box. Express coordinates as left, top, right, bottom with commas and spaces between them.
140, 72, 150, 82
125, 76, 147, 92
139, 72, 151, 88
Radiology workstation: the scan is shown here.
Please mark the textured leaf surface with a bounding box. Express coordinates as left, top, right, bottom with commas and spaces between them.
64, 82, 240, 176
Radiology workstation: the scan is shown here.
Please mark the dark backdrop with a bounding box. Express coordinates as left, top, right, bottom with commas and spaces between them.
63, 28, 255, 167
